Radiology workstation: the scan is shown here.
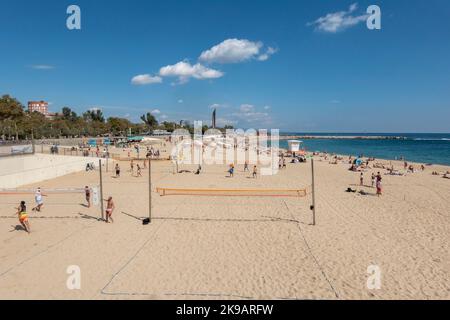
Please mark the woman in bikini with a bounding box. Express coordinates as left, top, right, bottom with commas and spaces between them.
17, 201, 31, 233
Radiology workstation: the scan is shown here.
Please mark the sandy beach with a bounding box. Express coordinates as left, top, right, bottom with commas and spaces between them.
0, 145, 449, 300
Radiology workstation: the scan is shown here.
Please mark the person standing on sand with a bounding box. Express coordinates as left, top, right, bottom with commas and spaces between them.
16, 201, 31, 233
85, 186, 91, 208
253, 165, 257, 178
105, 197, 115, 223
130, 159, 134, 175
115, 163, 120, 178
360, 172, 364, 186
244, 161, 249, 172
371, 173, 376, 188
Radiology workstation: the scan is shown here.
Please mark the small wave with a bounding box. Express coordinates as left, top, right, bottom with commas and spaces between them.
413, 138, 450, 141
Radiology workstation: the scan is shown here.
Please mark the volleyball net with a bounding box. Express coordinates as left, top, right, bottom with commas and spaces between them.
156, 186, 311, 197
0, 186, 101, 219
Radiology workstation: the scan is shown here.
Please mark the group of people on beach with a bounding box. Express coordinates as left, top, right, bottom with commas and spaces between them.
13, 185, 117, 234
359, 172, 383, 196
228, 162, 258, 178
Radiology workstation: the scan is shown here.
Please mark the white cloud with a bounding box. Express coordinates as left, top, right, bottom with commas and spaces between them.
151, 109, 161, 115
178, 99, 184, 103
230, 104, 272, 125
31, 64, 55, 70
240, 104, 255, 112
257, 47, 278, 61
216, 117, 238, 127
131, 74, 162, 85
209, 103, 228, 109
263, 105, 271, 110
200, 39, 269, 64
159, 61, 224, 83
308, 3, 368, 33
160, 114, 168, 120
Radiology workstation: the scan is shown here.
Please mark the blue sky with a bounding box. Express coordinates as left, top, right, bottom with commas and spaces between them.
1, 0, 449, 132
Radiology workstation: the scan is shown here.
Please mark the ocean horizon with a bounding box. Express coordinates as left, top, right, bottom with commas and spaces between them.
277, 133, 450, 166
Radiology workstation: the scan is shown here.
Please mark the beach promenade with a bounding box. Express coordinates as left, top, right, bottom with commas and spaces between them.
0, 149, 449, 300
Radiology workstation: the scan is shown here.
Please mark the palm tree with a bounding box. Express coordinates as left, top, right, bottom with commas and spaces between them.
140, 113, 158, 132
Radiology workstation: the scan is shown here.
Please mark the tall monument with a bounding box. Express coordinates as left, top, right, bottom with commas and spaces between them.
212, 108, 216, 129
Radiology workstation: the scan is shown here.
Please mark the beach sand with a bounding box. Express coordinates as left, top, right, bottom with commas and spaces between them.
0, 151, 449, 300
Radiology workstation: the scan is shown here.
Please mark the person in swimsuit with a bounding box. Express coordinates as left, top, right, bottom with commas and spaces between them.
85, 186, 91, 208
16, 201, 31, 233
115, 163, 121, 178
105, 196, 115, 223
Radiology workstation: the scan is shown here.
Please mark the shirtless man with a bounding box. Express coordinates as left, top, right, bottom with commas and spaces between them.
105, 196, 115, 223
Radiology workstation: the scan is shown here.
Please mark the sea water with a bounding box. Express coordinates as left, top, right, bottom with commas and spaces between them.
277, 133, 450, 166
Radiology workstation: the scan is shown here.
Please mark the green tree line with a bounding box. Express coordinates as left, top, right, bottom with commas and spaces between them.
0, 94, 230, 140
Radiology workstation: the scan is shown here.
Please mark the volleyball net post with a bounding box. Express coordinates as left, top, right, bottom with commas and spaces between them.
311, 158, 316, 226
99, 159, 105, 221
148, 157, 152, 223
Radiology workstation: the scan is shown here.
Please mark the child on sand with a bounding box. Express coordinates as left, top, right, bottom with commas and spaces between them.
16, 201, 30, 233
85, 186, 91, 208
105, 197, 115, 223
228, 164, 234, 177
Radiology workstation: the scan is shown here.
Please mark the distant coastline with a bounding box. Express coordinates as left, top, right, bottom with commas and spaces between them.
278, 135, 407, 140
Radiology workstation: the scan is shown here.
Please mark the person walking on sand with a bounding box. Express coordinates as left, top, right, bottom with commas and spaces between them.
85, 186, 91, 208
253, 165, 257, 178
360, 172, 364, 186
228, 164, 234, 177
136, 164, 142, 177
16, 201, 31, 233
130, 159, 134, 175
32, 187, 46, 212
376, 178, 382, 197
244, 161, 249, 172
371, 173, 376, 188
115, 163, 121, 178
105, 197, 115, 223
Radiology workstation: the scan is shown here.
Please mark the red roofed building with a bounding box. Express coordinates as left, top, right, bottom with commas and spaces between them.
28, 101, 49, 116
